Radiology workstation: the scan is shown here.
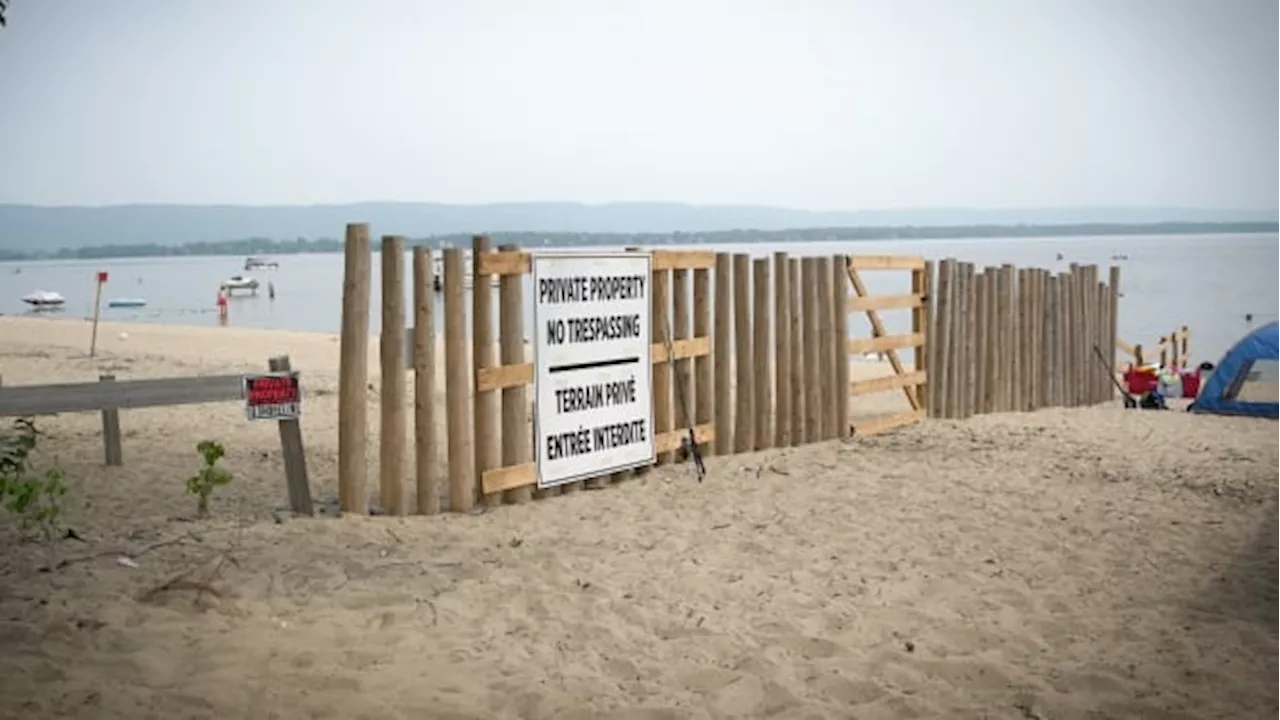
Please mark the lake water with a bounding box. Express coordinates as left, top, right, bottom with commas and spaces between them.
2, 233, 1276, 364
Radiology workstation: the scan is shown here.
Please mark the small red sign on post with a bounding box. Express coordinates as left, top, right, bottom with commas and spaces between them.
97, 271, 109, 283
242, 372, 302, 421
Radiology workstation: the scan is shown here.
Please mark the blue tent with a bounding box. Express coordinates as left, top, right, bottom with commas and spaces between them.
1191, 321, 1279, 419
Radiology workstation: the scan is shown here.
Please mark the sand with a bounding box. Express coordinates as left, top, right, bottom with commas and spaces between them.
0, 315, 1276, 719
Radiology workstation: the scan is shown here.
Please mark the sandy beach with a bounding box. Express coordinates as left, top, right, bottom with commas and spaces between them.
0, 315, 1275, 719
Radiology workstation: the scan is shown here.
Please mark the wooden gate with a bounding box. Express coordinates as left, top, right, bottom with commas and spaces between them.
844, 255, 930, 435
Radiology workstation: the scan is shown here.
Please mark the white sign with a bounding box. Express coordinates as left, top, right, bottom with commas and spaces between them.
532, 253, 655, 489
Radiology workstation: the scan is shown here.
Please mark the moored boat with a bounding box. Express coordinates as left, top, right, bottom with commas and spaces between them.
107, 298, 148, 308
21, 290, 66, 308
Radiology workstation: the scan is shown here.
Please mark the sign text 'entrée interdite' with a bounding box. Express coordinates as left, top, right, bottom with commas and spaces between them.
533, 253, 655, 489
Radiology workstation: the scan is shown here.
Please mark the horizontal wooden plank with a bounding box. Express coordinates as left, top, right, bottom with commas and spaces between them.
476, 363, 534, 392
848, 332, 924, 354
853, 408, 926, 436
654, 423, 714, 456
653, 250, 715, 271
846, 294, 923, 312
850, 370, 927, 397
1115, 338, 1135, 356
481, 462, 536, 495
847, 255, 926, 271
0, 374, 247, 416
477, 250, 531, 276
652, 336, 710, 364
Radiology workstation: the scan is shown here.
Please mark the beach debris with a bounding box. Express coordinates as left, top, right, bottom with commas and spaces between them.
115, 556, 138, 569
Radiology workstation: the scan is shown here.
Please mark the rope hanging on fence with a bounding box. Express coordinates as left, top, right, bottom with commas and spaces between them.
661, 317, 706, 483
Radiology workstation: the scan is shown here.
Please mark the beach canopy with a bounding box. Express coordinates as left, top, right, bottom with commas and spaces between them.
1191, 321, 1279, 419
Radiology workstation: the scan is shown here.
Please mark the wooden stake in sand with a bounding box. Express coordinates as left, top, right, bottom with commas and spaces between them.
89, 270, 107, 358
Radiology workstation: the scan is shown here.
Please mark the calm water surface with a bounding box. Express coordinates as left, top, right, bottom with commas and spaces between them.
2, 233, 1276, 363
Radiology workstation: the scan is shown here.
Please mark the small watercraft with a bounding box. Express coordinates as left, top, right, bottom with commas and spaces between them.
21, 290, 66, 308
244, 256, 280, 271
107, 298, 148, 308
221, 275, 260, 294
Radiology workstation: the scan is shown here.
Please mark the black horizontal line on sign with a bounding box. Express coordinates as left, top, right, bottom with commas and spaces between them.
549, 356, 640, 374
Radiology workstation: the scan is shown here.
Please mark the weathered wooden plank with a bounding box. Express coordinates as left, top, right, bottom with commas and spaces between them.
0, 374, 247, 417
847, 255, 926, 271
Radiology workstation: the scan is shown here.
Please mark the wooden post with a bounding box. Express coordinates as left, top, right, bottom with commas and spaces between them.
379, 236, 407, 516
832, 255, 850, 437
1045, 274, 1059, 407
982, 269, 998, 413
693, 264, 713, 463
712, 253, 733, 456
498, 243, 533, 503
752, 259, 771, 449
934, 259, 955, 419
801, 258, 821, 442
774, 252, 792, 446
1108, 266, 1121, 402
653, 264, 673, 466
999, 265, 1016, 412
443, 248, 474, 513
973, 270, 988, 416
269, 355, 312, 515
99, 374, 123, 467
470, 236, 503, 505
412, 247, 439, 515
89, 272, 106, 358
732, 254, 754, 453
788, 259, 804, 445
815, 258, 833, 438
1017, 268, 1031, 411
914, 262, 932, 418
672, 265, 692, 463
338, 222, 371, 515
958, 263, 974, 418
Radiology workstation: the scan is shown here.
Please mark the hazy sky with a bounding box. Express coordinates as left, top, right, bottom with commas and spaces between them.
0, 0, 1275, 210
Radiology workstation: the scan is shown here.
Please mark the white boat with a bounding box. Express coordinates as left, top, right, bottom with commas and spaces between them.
432, 252, 500, 292
244, 256, 279, 271
221, 275, 260, 294
107, 298, 148, 308
21, 290, 66, 308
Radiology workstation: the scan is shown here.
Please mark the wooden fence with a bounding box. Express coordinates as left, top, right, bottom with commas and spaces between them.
336, 225, 934, 516
1117, 327, 1192, 371
0, 357, 313, 515
925, 262, 1122, 418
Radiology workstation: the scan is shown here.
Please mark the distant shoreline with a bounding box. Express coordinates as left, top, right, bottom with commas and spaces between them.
1, 221, 1275, 263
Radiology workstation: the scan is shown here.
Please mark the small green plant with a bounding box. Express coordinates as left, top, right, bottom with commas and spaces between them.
0, 417, 68, 543
187, 440, 233, 518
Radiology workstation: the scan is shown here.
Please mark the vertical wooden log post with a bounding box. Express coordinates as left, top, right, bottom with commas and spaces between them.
379, 235, 408, 516
270, 355, 313, 515
1045, 273, 1060, 408
672, 264, 692, 464
801, 258, 821, 442
973, 270, 989, 416
815, 257, 835, 439
998, 265, 1015, 412
653, 263, 673, 466
958, 263, 975, 418
914, 261, 932, 418
443, 248, 474, 513
933, 259, 955, 419
732, 254, 755, 453
497, 243, 533, 502
788, 259, 804, 445
1108, 266, 1121, 402
471, 236, 503, 506
982, 269, 999, 414
832, 255, 851, 437
337, 222, 371, 515
1017, 268, 1032, 411
412, 247, 439, 515
751, 259, 772, 449
712, 253, 733, 456
99, 374, 123, 467
693, 263, 713, 462
774, 252, 792, 446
